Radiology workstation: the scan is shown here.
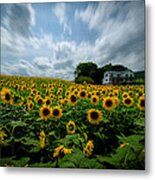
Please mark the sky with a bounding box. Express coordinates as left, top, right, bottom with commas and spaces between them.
0, 1, 145, 80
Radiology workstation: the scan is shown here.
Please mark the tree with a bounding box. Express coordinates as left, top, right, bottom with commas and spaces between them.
74, 62, 98, 83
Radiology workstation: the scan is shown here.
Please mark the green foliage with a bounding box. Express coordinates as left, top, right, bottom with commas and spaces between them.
96, 134, 145, 169
75, 76, 94, 84
0, 75, 145, 169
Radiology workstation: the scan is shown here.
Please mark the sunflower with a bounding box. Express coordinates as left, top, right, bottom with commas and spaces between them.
63, 148, 73, 155
39, 105, 52, 121
37, 96, 44, 105
138, 96, 145, 110
87, 92, 92, 98
79, 90, 87, 99
27, 100, 34, 111
103, 97, 115, 110
122, 92, 128, 98
123, 96, 134, 107
52, 106, 63, 119
65, 90, 70, 97
91, 95, 99, 105
44, 96, 52, 106
0, 128, 7, 144
53, 145, 72, 158
14, 95, 24, 106
53, 145, 64, 158
68, 93, 78, 106
113, 96, 120, 108
87, 109, 102, 125
1, 88, 13, 105
39, 130, 46, 149
83, 140, 94, 157
66, 121, 76, 134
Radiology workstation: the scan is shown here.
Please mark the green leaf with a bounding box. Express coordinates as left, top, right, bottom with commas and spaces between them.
0, 157, 30, 167
29, 161, 57, 168
79, 158, 104, 169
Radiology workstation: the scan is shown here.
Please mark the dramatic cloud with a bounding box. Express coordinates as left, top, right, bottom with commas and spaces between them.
4, 4, 35, 38
53, 3, 72, 35
75, 1, 145, 71
1, 1, 144, 80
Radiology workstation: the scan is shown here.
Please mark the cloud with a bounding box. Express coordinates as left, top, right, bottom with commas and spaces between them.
75, 1, 144, 72
5, 4, 35, 38
53, 3, 72, 35
1, 2, 144, 81
33, 57, 52, 69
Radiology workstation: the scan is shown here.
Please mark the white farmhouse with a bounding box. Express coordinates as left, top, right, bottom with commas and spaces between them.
102, 69, 134, 84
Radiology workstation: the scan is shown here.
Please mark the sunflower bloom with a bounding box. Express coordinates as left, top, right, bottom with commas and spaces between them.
103, 97, 115, 110
63, 148, 73, 155
87, 109, 102, 125
1, 87, 13, 105
66, 121, 76, 134
39, 130, 46, 149
123, 96, 134, 107
91, 95, 99, 105
83, 140, 94, 157
68, 93, 78, 106
0, 129, 7, 144
52, 106, 63, 119
53, 145, 64, 158
119, 143, 129, 148
39, 105, 52, 121
138, 96, 145, 111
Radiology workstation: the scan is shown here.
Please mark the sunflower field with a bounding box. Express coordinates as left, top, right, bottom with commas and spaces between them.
0, 75, 145, 169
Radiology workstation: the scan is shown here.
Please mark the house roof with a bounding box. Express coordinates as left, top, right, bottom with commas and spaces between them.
104, 69, 134, 75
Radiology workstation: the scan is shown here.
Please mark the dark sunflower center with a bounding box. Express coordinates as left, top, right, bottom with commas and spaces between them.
46, 100, 50, 105
71, 95, 76, 102
96, 92, 100, 96
80, 91, 86, 97
125, 98, 131, 105
68, 124, 74, 131
106, 100, 112, 107
43, 108, 50, 116
5, 93, 11, 101
102, 90, 105, 94
30, 103, 33, 108
38, 99, 43, 104
53, 109, 60, 116
140, 99, 145, 107
90, 111, 99, 120
93, 98, 97, 102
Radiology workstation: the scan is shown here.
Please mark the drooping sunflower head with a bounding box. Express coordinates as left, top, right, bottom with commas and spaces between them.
138, 96, 145, 110
66, 121, 76, 134
91, 95, 99, 105
87, 109, 102, 125
53, 145, 64, 158
123, 96, 134, 107
83, 140, 94, 157
52, 106, 63, 119
103, 97, 115, 110
39, 105, 52, 121
68, 93, 78, 106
